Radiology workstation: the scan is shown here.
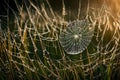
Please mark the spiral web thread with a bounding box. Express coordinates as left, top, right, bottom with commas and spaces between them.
59, 19, 96, 55
0, 0, 120, 79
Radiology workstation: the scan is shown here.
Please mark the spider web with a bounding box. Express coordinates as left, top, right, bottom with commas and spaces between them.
0, 0, 120, 79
